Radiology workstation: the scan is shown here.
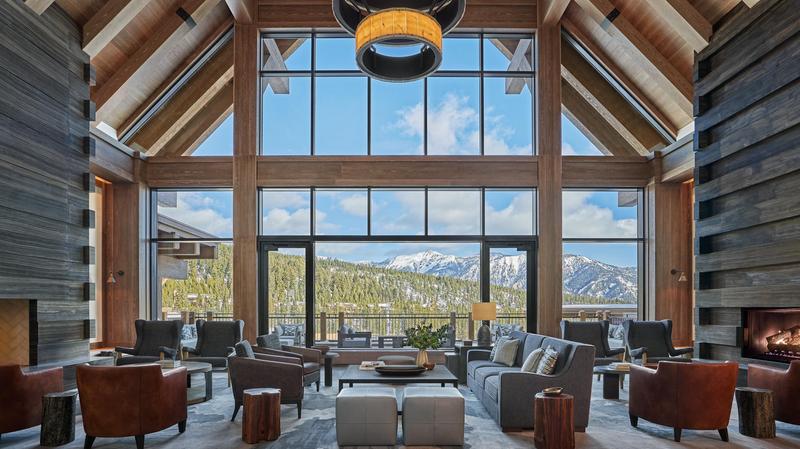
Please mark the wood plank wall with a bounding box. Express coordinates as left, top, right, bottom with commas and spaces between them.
0, 1, 90, 366
693, 0, 800, 363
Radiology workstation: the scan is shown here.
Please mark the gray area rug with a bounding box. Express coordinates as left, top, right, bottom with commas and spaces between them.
3, 368, 800, 448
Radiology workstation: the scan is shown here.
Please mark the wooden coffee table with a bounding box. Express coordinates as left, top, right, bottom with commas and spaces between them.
338, 365, 458, 391
593, 365, 628, 400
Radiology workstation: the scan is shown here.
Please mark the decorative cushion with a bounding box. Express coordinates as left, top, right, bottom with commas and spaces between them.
262, 333, 282, 350
490, 336, 510, 359
521, 348, 544, 373
492, 338, 520, 366
535, 346, 558, 374
181, 324, 197, 341
274, 324, 283, 336
610, 324, 624, 340
234, 340, 255, 359
282, 324, 302, 336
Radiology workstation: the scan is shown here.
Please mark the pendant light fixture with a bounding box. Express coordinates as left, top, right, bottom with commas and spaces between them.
333, 0, 466, 82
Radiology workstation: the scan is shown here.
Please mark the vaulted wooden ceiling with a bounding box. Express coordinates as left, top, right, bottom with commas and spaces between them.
29, 0, 753, 158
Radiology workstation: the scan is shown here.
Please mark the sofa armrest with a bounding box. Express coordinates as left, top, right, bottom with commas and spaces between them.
670, 347, 693, 357
629, 346, 647, 358
606, 347, 625, 357
115, 346, 136, 355
159, 346, 178, 360
254, 347, 303, 362
254, 353, 302, 365
467, 349, 492, 363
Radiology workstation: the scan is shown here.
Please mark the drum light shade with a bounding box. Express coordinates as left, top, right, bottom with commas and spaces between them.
355, 8, 443, 81
472, 302, 497, 321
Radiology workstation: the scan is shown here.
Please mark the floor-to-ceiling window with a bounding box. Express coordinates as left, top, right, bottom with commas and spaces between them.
562, 189, 644, 323
259, 187, 537, 345
150, 189, 234, 322
260, 33, 534, 156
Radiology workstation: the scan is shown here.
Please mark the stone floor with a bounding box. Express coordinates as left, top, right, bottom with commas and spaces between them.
3, 367, 800, 449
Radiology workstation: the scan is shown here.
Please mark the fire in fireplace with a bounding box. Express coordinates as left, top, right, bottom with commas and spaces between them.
743, 308, 800, 363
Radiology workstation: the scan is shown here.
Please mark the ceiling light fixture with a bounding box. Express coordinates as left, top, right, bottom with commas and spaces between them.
333, 0, 466, 82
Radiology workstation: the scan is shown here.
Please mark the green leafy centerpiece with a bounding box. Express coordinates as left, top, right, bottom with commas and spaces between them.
405, 322, 448, 368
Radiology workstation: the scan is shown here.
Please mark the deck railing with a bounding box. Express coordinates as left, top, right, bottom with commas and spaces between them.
164, 305, 637, 342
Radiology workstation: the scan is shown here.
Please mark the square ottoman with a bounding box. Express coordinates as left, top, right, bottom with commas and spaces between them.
336, 387, 398, 446
403, 387, 465, 446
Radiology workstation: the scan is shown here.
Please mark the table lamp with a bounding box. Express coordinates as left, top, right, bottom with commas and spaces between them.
472, 302, 497, 347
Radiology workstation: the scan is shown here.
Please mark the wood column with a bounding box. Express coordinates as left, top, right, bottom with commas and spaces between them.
646, 174, 693, 346
233, 24, 259, 342
536, 11, 563, 337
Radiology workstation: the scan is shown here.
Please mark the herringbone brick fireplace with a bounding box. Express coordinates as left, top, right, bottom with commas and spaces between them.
0, 299, 34, 366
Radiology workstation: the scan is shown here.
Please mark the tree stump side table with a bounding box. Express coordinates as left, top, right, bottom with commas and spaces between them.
242, 388, 281, 443
41, 390, 77, 447
735, 387, 776, 439
534, 392, 575, 449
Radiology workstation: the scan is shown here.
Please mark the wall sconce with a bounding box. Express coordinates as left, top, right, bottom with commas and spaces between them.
106, 271, 125, 284
670, 269, 688, 283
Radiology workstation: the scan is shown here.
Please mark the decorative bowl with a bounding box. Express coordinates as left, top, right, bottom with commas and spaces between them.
423, 362, 435, 370
375, 366, 426, 376
542, 387, 563, 396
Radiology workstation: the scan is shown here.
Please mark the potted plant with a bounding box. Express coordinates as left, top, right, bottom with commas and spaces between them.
405, 322, 448, 369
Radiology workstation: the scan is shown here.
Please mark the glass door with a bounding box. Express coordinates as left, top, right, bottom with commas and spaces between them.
482, 241, 536, 335
260, 242, 314, 347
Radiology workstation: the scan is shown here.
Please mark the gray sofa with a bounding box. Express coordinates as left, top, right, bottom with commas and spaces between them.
467, 330, 595, 431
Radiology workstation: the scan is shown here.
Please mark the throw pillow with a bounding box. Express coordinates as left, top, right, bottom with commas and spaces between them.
234, 340, 255, 359
521, 348, 544, 373
263, 333, 282, 350
492, 338, 520, 366
490, 336, 510, 359
274, 324, 284, 336
535, 346, 559, 375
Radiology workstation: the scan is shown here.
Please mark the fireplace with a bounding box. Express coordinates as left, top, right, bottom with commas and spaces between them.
743, 308, 800, 363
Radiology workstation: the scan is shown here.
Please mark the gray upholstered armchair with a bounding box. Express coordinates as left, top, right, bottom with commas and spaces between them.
623, 320, 692, 364
255, 333, 321, 391
273, 323, 305, 346
229, 341, 306, 421
183, 319, 244, 368
115, 320, 183, 366
337, 324, 372, 348
561, 320, 624, 366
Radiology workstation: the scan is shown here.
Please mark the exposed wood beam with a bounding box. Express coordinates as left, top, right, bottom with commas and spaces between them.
541, 0, 571, 25
225, 0, 255, 23
159, 81, 233, 157
659, 134, 694, 182
648, 0, 712, 52
83, 0, 149, 58
146, 157, 233, 187
93, 0, 220, 111
262, 38, 290, 94
118, 17, 233, 137
24, 0, 55, 15
561, 36, 666, 154
561, 80, 639, 156
90, 128, 140, 183
563, 156, 652, 187
572, 0, 693, 109
562, 17, 679, 136
131, 40, 234, 156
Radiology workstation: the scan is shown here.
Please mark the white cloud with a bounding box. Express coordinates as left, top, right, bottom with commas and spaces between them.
261, 190, 309, 209
339, 193, 368, 217
371, 190, 425, 234
428, 190, 481, 234
262, 208, 310, 235
485, 191, 534, 234
563, 192, 637, 237
160, 193, 232, 238
562, 143, 578, 155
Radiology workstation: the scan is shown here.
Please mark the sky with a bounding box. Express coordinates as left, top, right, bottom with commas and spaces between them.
173, 35, 636, 268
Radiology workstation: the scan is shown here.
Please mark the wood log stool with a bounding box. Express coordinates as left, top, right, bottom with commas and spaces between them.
41, 390, 77, 447
242, 388, 281, 443
735, 387, 776, 439
534, 392, 575, 449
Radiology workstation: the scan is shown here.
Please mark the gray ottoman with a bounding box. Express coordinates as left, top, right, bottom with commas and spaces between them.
378, 355, 416, 365
403, 387, 465, 446
336, 387, 398, 446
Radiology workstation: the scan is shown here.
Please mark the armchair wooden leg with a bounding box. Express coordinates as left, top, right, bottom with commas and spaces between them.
178, 419, 187, 433
84, 435, 96, 449
629, 414, 638, 427
673, 428, 682, 442
316, 379, 320, 392
135, 435, 145, 449
718, 428, 729, 442
231, 404, 241, 422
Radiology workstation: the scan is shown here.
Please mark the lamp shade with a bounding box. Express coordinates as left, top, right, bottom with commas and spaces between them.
472, 302, 497, 321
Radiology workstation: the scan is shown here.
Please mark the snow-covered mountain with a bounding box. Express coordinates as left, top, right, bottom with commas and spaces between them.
375, 250, 637, 302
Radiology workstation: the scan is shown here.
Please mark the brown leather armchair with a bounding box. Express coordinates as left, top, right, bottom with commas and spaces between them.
629, 361, 738, 442
76, 364, 187, 449
256, 334, 321, 391
748, 360, 800, 425
0, 365, 63, 438
229, 341, 306, 421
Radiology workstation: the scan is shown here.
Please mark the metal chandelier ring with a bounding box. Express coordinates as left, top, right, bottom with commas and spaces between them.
355, 8, 443, 82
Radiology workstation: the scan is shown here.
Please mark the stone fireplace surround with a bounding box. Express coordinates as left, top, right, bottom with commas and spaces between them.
0, 299, 36, 366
